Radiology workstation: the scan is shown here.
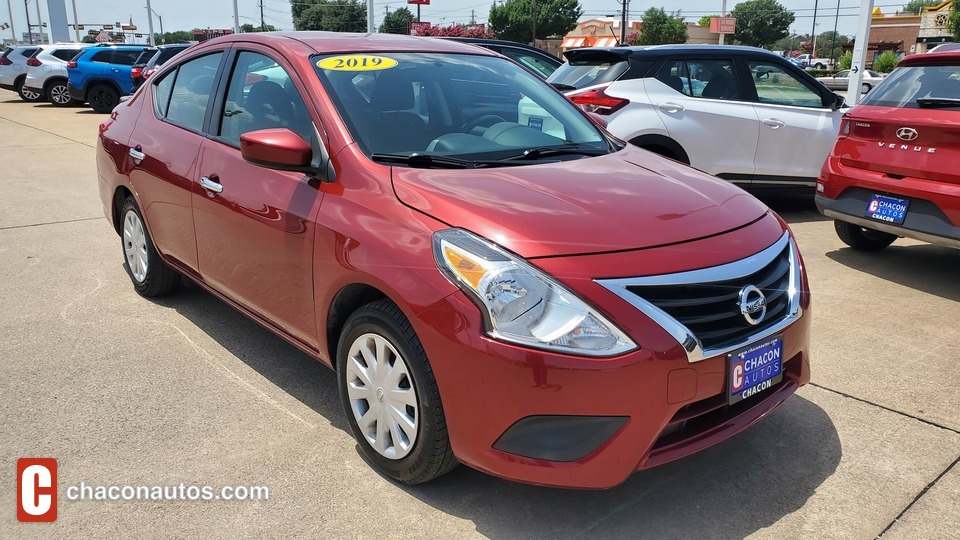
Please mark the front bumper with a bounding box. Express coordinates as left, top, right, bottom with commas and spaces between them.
817, 156, 960, 249
412, 222, 812, 489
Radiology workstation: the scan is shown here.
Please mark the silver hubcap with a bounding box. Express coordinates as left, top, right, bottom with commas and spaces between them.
51, 84, 69, 104
122, 210, 148, 283
345, 333, 418, 460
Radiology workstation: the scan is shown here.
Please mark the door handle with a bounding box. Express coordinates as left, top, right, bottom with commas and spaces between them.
657, 102, 685, 113
762, 118, 786, 129
200, 175, 223, 194
129, 147, 145, 163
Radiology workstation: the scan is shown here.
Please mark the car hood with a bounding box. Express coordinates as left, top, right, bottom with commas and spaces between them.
392, 146, 771, 259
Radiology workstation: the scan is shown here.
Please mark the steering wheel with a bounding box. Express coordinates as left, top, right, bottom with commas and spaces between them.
462, 114, 507, 134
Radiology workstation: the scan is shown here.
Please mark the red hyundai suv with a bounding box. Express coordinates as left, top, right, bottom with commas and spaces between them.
97, 32, 811, 488
817, 51, 960, 250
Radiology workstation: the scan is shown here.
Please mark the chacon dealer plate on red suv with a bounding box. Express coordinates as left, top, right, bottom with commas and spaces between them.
96, 31, 811, 488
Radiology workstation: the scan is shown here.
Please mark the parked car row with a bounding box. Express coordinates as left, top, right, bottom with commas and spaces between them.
0, 42, 190, 112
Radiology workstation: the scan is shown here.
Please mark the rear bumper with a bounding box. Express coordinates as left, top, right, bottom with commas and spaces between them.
817, 156, 960, 248
68, 83, 85, 102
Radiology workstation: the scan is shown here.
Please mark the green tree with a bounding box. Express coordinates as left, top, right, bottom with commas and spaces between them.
160, 30, 195, 44
240, 23, 277, 32
730, 0, 795, 48
772, 34, 802, 54
901, 0, 939, 15
949, 9, 960, 40
380, 7, 414, 34
815, 30, 851, 61
873, 51, 900, 73
637, 8, 687, 45
488, 0, 582, 42
698, 15, 719, 27
292, 0, 368, 32
837, 51, 852, 70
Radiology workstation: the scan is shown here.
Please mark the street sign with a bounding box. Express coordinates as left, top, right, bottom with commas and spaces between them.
710, 17, 736, 34
409, 21, 431, 35
408, 0, 430, 5
102, 25, 113, 30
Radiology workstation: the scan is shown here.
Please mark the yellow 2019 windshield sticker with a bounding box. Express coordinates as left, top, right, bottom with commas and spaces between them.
317, 55, 398, 71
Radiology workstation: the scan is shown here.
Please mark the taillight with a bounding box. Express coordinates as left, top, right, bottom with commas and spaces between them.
568, 86, 630, 115
0, 57, 13, 66
838, 115, 851, 139
131, 67, 142, 79
67, 61, 77, 69
26, 57, 42, 67
143, 67, 157, 79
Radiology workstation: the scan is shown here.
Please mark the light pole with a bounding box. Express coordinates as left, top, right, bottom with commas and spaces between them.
71, 0, 78, 41
24, 0, 32, 44
812, 21, 821, 60
6, 0, 16, 43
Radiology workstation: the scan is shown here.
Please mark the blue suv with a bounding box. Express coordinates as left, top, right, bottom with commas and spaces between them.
67, 44, 149, 113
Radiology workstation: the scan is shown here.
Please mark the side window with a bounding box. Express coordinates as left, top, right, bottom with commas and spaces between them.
162, 53, 223, 132
91, 51, 113, 64
501, 49, 557, 79
20, 48, 38, 58
52, 49, 80, 62
154, 69, 175, 117
656, 59, 736, 99
656, 60, 694, 96
218, 51, 313, 146
747, 61, 824, 108
113, 50, 142, 66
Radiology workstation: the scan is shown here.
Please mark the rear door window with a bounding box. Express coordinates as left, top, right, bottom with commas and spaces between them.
112, 50, 143, 66
154, 52, 223, 132
91, 50, 113, 63
655, 58, 739, 100
51, 49, 81, 62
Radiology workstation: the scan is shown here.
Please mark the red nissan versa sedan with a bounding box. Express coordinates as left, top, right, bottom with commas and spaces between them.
97, 32, 811, 489
817, 51, 960, 250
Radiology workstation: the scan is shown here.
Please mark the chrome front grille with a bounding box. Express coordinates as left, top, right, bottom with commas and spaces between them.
596, 232, 802, 363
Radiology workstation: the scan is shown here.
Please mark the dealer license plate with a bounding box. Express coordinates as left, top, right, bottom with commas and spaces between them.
866, 194, 909, 225
728, 336, 783, 405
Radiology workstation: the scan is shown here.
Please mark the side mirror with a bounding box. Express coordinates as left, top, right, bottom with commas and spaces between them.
831, 93, 846, 110
240, 128, 312, 171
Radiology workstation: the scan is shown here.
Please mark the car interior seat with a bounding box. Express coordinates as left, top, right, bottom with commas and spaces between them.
702, 75, 737, 100
364, 69, 431, 153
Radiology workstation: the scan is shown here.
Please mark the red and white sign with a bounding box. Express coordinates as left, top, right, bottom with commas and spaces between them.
408, 0, 430, 5
409, 21, 431, 35
710, 17, 737, 34
17, 458, 58, 522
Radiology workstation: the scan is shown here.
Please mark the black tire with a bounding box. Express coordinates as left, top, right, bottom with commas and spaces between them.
835, 220, 897, 251
46, 79, 75, 107
15, 76, 43, 102
861, 82, 872, 94
119, 197, 180, 297
337, 299, 457, 485
88, 84, 120, 113
640, 145, 688, 164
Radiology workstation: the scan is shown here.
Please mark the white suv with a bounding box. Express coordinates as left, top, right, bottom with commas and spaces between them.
22, 43, 91, 106
548, 45, 847, 188
0, 45, 43, 101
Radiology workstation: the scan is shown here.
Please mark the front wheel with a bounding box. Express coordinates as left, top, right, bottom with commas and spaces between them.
89, 84, 119, 113
861, 82, 872, 94
119, 197, 180, 297
835, 220, 897, 251
337, 300, 457, 484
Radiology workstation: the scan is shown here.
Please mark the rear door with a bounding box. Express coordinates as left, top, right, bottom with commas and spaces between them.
645, 56, 760, 182
743, 58, 843, 185
192, 47, 324, 348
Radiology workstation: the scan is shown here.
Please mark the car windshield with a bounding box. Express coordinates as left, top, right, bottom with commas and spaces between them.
860, 65, 960, 109
313, 52, 608, 163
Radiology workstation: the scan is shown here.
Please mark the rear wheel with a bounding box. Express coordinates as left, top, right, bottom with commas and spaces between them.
15, 77, 42, 102
46, 79, 75, 106
835, 220, 897, 251
88, 84, 119, 113
119, 197, 180, 297
337, 300, 457, 484
861, 82, 872, 94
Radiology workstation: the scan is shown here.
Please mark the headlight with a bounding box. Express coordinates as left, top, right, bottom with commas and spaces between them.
433, 229, 637, 357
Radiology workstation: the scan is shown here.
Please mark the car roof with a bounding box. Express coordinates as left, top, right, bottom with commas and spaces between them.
899, 50, 960, 67
566, 44, 785, 60
191, 31, 499, 57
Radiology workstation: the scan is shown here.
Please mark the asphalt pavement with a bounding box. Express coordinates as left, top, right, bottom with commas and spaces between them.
1, 97, 958, 539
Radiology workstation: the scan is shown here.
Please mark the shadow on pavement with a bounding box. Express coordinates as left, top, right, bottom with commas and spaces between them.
827, 244, 960, 302
403, 395, 839, 539
152, 281, 349, 433
749, 189, 828, 225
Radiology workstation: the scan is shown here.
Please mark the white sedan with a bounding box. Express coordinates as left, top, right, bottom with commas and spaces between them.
816, 70, 885, 93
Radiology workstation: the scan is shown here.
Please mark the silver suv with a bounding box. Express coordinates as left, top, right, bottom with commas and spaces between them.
23, 43, 91, 106
0, 45, 42, 101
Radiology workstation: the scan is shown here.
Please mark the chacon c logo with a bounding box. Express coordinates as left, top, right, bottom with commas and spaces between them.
738, 285, 767, 326
17, 458, 57, 522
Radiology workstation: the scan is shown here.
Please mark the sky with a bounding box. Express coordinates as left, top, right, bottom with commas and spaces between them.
1, 0, 922, 44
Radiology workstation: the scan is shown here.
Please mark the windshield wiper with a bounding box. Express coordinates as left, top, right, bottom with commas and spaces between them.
499, 145, 608, 162
917, 97, 960, 109
371, 152, 481, 169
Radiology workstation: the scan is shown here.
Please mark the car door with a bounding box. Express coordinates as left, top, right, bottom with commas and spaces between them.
192, 48, 324, 348
743, 58, 844, 185
645, 57, 760, 183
